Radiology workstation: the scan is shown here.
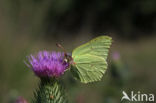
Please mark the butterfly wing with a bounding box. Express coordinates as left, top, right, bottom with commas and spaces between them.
71, 54, 107, 83
72, 36, 112, 60
71, 36, 112, 83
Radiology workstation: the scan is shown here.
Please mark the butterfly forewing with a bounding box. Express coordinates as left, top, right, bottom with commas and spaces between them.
72, 36, 112, 60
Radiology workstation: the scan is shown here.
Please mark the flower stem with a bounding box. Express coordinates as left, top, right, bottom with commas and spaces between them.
32, 78, 68, 103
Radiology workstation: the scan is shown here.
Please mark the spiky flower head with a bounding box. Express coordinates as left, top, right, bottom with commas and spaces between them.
16, 96, 27, 103
112, 51, 120, 61
26, 51, 69, 78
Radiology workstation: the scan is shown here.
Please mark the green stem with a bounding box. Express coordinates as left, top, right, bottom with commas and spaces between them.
32, 78, 68, 103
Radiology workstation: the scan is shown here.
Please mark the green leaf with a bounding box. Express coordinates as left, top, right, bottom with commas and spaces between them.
71, 36, 112, 83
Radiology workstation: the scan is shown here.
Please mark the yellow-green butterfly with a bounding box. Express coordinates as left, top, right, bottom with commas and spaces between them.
57, 36, 112, 83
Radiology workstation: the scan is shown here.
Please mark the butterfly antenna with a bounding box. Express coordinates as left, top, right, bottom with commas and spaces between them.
56, 43, 67, 54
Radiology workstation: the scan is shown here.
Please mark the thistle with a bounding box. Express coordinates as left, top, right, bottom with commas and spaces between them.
27, 51, 69, 78
25, 36, 112, 103
26, 51, 69, 103
16, 96, 28, 103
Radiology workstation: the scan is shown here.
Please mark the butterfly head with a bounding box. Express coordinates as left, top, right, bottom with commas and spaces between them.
56, 43, 76, 66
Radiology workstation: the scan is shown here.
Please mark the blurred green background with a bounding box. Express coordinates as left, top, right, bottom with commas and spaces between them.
0, 0, 156, 103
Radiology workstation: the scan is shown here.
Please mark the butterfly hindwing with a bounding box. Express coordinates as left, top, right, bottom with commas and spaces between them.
71, 54, 107, 83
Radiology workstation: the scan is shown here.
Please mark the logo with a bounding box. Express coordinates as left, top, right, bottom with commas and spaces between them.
121, 91, 154, 102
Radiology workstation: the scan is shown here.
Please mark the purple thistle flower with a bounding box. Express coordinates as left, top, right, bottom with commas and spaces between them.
16, 96, 27, 103
26, 51, 69, 78
112, 51, 120, 61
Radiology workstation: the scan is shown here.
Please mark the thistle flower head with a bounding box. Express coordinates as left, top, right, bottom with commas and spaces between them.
16, 96, 27, 103
26, 51, 69, 78
112, 51, 120, 61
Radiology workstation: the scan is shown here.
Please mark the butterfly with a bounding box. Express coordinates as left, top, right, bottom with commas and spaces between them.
57, 36, 112, 83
